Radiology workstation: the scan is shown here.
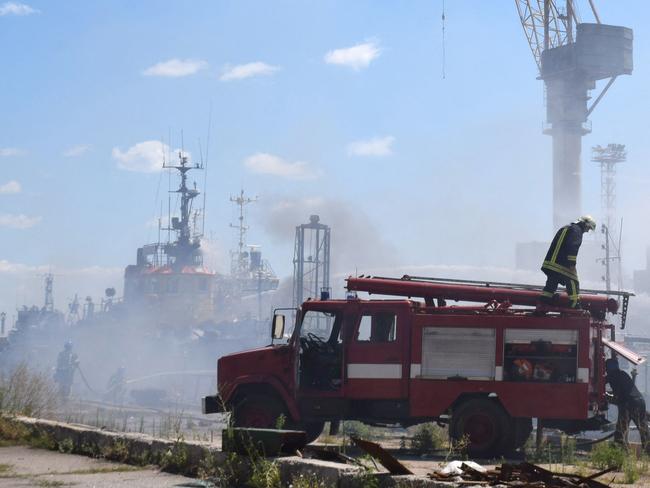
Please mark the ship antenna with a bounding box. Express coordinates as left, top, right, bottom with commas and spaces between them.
201, 105, 212, 236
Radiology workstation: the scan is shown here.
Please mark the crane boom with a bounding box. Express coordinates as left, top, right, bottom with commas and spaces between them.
515, 0, 572, 71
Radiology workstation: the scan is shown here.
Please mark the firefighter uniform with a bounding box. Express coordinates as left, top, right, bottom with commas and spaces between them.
540, 222, 585, 308
606, 358, 650, 453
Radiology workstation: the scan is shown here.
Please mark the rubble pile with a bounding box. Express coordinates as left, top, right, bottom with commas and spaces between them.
431, 461, 615, 488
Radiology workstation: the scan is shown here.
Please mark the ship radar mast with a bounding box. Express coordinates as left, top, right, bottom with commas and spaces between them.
229, 189, 258, 277
163, 152, 204, 269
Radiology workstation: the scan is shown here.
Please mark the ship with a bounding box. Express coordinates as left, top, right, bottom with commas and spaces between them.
0, 148, 281, 404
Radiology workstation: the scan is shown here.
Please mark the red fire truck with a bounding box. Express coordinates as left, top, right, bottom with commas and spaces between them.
203, 275, 641, 456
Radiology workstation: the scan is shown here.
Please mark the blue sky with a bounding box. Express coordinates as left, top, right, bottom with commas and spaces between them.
1, 1, 650, 313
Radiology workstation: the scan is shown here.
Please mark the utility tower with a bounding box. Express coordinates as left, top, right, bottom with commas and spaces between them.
592, 143, 626, 233
43, 274, 54, 313
293, 215, 331, 308
516, 1, 633, 229
592, 143, 626, 292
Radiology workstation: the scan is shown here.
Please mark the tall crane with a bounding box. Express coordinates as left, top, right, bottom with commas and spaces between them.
515, 1, 632, 229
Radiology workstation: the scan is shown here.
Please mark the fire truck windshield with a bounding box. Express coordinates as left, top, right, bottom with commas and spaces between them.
299, 310, 339, 343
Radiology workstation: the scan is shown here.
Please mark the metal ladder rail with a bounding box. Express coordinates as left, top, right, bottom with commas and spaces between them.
369, 275, 634, 298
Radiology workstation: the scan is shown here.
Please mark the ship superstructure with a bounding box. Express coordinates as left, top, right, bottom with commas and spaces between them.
123, 152, 216, 328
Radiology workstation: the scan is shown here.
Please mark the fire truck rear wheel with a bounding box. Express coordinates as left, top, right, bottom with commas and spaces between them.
501, 417, 533, 453
233, 393, 287, 430
450, 398, 510, 458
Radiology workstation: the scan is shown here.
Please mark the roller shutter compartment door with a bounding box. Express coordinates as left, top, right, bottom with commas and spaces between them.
421, 327, 496, 380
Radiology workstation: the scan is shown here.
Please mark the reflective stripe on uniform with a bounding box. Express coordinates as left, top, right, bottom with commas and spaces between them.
567, 255, 577, 262
542, 261, 578, 280
550, 227, 568, 263
568, 280, 579, 306
541, 291, 553, 297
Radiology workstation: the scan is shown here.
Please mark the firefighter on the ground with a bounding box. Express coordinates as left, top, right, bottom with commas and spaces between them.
54, 341, 79, 399
605, 358, 650, 453
539, 215, 596, 308
105, 366, 127, 404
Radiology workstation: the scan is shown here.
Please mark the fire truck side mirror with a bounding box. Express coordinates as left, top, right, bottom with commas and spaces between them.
272, 314, 285, 340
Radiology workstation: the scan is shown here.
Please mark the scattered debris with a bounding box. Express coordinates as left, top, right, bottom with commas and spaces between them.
440, 460, 487, 476
350, 436, 413, 475
302, 445, 357, 465
431, 462, 613, 487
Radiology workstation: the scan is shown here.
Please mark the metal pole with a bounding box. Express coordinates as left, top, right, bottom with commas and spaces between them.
536, 418, 544, 453
603, 225, 611, 293
314, 227, 320, 299
544, 0, 550, 52
566, 0, 573, 44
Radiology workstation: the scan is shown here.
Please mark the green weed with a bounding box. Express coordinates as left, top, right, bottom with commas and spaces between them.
101, 439, 130, 463
0, 363, 58, 417
409, 422, 446, 455
590, 442, 626, 469
274, 413, 286, 430
57, 438, 74, 454
290, 473, 328, 488
341, 421, 373, 439
622, 455, 640, 484
158, 436, 189, 474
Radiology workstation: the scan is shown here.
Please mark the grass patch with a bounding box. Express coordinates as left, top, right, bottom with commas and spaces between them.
61, 466, 143, 475
0, 463, 13, 474
35, 480, 68, 488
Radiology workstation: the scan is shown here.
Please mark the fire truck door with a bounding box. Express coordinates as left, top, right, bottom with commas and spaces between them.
345, 304, 408, 399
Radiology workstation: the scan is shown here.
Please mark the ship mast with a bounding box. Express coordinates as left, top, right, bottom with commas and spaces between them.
229, 189, 258, 276
163, 152, 203, 269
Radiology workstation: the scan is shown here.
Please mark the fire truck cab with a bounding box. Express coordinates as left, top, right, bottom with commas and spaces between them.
203, 276, 639, 457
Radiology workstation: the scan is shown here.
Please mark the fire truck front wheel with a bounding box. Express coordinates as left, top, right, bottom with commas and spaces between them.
450, 398, 510, 458
233, 393, 288, 430
295, 421, 325, 444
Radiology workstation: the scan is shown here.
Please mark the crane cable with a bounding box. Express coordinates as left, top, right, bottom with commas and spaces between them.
441, 0, 446, 79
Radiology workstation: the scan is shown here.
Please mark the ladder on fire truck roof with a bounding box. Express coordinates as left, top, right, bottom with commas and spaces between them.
385, 275, 634, 298
349, 275, 634, 329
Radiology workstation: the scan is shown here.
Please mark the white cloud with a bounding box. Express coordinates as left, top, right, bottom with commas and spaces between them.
0, 147, 24, 157
347, 136, 395, 157
63, 144, 91, 157
219, 62, 280, 81
112, 141, 167, 173
142, 58, 207, 78
324, 41, 381, 70
0, 2, 39, 16
112, 141, 191, 173
244, 152, 320, 180
0, 213, 41, 229
0, 180, 21, 194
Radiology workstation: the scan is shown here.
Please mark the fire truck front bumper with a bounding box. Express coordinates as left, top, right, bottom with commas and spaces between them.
202, 395, 224, 414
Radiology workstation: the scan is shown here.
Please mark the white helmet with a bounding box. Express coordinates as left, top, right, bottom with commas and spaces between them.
576, 215, 596, 231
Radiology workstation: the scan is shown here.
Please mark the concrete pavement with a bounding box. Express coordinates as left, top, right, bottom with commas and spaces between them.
0, 445, 205, 487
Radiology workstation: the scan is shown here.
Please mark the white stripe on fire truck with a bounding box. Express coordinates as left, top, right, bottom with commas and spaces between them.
410, 364, 421, 378
347, 363, 402, 379
495, 366, 503, 381
577, 367, 589, 383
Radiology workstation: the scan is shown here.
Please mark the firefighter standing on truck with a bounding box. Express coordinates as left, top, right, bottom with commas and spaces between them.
539, 215, 596, 308
605, 358, 650, 453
